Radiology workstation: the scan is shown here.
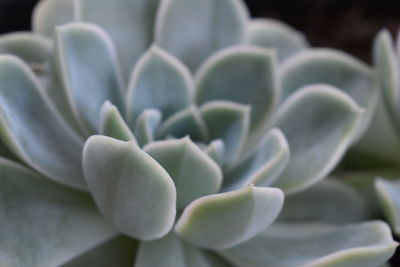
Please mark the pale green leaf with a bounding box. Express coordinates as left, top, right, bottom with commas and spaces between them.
0, 157, 116, 267
56, 23, 124, 134
134, 109, 162, 147
196, 46, 278, 134
200, 101, 250, 167
76, 0, 160, 79
279, 178, 368, 223
32, 0, 74, 38
99, 101, 136, 142
219, 221, 397, 267
0, 55, 86, 190
271, 85, 363, 194
144, 137, 222, 209
62, 236, 137, 267
175, 185, 284, 249
83, 135, 176, 240
280, 49, 377, 139
155, 0, 248, 71
375, 178, 400, 235
204, 139, 225, 166
157, 106, 208, 142
127, 46, 192, 123
224, 129, 289, 190
246, 19, 308, 62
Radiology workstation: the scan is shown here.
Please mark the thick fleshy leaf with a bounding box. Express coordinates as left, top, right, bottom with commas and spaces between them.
373, 29, 400, 134
32, 0, 74, 38
83, 135, 176, 240
175, 185, 284, 249
62, 236, 137, 267
0, 55, 85, 190
127, 46, 192, 123
280, 49, 377, 139
144, 137, 222, 209
0, 158, 116, 267
155, 0, 248, 71
134, 109, 162, 147
279, 178, 368, 223
375, 178, 400, 235
99, 101, 135, 142
200, 101, 250, 167
196, 46, 277, 134
56, 23, 124, 134
76, 0, 160, 79
157, 106, 208, 142
246, 19, 308, 62
135, 232, 230, 267
204, 139, 225, 166
271, 85, 363, 194
224, 129, 289, 190
219, 221, 397, 267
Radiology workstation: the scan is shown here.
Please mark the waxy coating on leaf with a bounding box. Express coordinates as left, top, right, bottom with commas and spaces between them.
83, 135, 176, 240
375, 178, 400, 235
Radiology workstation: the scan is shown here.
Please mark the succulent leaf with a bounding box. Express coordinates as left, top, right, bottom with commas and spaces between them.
375, 178, 400, 235
32, 0, 74, 38
175, 185, 284, 249
56, 23, 124, 134
127, 46, 193, 124
204, 139, 225, 166
271, 85, 363, 194
83, 135, 177, 240
219, 221, 398, 267
99, 101, 136, 142
76, 0, 160, 79
144, 137, 222, 209
155, 0, 248, 72
280, 49, 377, 139
0, 55, 86, 190
224, 129, 289, 190
196, 46, 278, 135
279, 178, 368, 223
0, 157, 116, 267
134, 109, 162, 147
200, 101, 250, 167
246, 19, 308, 62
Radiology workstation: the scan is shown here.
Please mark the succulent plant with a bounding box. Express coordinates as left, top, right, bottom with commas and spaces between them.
0, 0, 397, 266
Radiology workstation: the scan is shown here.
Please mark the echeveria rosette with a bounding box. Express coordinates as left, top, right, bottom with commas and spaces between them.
0, 0, 395, 266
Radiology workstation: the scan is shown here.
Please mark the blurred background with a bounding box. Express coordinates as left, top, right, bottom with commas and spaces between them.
1, 0, 400, 63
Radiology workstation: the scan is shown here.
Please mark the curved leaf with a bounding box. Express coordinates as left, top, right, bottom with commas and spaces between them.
279, 178, 368, 223
219, 221, 397, 267
246, 19, 308, 62
83, 135, 176, 240
280, 49, 377, 139
144, 137, 222, 209
204, 139, 225, 166
0, 158, 116, 267
134, 109, 162, 147
0, 55, 85, 190
271, 85, 363, 194
99, 101, 135, 142
175, 185, 284, 249
62, 236, 137, 267
76, 0, 160, 79
375, 178, 400, 235
196, 46, 278, 134
157, 106, 208, 142
32, 0, 74, 38
155, 0, 248, 71
56, 23, 124, 134
127, 46, 192, 124
224, 129, 289, 190
200, 101, 250, 167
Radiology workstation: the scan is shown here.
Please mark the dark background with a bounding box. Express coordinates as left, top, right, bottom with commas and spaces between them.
0, 0, 400, 265
1, 0, 400, 63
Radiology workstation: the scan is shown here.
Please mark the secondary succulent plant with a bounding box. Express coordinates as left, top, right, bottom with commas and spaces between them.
0, 0, 397, 266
